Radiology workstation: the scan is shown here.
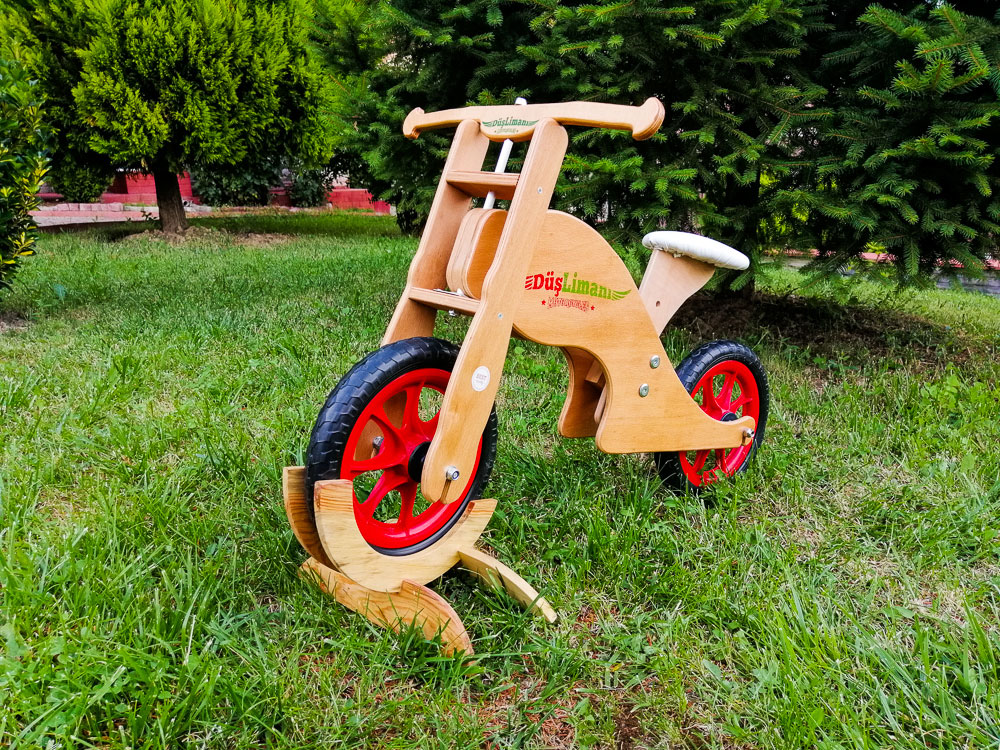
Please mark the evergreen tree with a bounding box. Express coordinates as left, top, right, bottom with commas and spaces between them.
317, 0, 827, 291
3, 0, 331, 232
786, 3, 1000, 282
520, 0, 829, 290
314, 0, 553, 233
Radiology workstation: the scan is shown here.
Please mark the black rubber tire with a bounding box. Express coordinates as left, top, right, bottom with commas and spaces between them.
306, 337, 499, 556
654, 340, 769, 493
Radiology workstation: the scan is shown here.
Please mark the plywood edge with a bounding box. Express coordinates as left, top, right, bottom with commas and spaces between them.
283, 466, 337, 570
457, 547, 558, 624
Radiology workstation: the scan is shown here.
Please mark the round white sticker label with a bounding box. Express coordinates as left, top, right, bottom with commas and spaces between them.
471, 366, 491, 392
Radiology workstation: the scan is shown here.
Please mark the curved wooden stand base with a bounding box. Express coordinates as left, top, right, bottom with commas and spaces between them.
283, 467, 557, 656
299, 556, 473, 655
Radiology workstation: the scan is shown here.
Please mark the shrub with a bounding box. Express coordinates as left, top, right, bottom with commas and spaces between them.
47, 156, 113, 203
288, 167, 336, 208
189, 157, 284, 208
0, 57, 48, 292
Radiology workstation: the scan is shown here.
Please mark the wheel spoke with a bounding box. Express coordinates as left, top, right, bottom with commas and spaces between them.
730, 394, 753, 412
359, 468, 409, 517
370, 405, 399, 435
420, 412, 440, 440
395, 484, 417, 531
719, 373, 737, 410
715, 449, 728, 475
401, 382, 424, 433
692, 449, 710, 472
351, 442, 404, 473
350, 419, 406, 472
698, 383, 720, 415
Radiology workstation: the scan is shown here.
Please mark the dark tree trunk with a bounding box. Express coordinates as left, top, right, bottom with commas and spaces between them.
152, 164, 188, 234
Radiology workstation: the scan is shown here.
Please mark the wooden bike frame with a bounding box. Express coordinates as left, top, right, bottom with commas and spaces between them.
383, 99, 755, 504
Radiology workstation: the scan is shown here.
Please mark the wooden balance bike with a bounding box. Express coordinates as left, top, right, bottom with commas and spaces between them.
282, 98, 769, 655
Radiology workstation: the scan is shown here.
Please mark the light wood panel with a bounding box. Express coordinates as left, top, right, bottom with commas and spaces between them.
557, 346, 602, 438
383, 120, 491, 345
511, 211, 754, 452
457, 547, 558, 624
420, 119, 570, 503
408, 287, 480, 316
639, 251, 716, 335
313, 478, 497, 592
446, 171, 519, 200
300, 557, 473, 656
404, 98, 665, 142
446, 208, 505, 299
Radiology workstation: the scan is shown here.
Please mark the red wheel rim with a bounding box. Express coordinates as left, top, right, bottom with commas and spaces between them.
680, 360, 760, 487
340, 368, 483, 550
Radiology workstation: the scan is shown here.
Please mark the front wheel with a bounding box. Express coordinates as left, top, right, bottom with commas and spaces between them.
654, 340, 769, 492
306, 337, 498, 556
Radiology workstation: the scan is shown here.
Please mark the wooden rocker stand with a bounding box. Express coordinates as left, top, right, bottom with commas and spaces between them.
284, 97, 766, 655
283, 467, 556, 656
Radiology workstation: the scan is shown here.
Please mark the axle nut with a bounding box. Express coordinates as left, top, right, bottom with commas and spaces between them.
445, 466, 461, 481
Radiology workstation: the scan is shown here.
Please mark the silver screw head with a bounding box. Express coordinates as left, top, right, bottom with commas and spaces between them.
638, 384, 650, 397
445, 466, 461, 481
649, 355, 660, 369
372, 436, 384, 450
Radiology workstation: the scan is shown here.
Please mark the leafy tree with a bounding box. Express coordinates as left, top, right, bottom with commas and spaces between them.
0, 55, 47, 292
48, 159, 114, 203
3, 0, 331, 233
787, 3, 1000, 283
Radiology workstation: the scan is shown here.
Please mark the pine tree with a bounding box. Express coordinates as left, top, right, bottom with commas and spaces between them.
314, 0, 554, 233
317, 0, 828, 292
519, 0, 830, 291
3, 0, 332, 233
785, 3, 1000, 283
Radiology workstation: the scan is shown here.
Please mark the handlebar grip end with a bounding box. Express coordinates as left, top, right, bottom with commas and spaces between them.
402, 107, 425, 139
632, 97, 665, 141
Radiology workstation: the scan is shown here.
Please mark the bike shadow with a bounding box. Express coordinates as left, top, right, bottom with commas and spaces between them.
671, 290, 983, 372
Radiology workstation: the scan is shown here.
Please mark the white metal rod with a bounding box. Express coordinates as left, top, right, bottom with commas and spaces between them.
483, 97, 527, 210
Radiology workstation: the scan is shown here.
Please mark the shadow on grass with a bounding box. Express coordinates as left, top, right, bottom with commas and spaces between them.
190, 210, 401, 239
77, 210, 403, 243
673, 291, 982, 370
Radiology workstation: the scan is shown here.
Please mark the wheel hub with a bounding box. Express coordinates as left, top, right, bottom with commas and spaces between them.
407, 441, 431, 483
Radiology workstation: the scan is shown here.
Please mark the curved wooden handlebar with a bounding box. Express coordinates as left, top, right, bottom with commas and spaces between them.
402, 97, 665, 142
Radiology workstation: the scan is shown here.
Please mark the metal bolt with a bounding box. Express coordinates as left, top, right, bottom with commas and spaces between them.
372, 436, 384, 451
537, 187, 543, 194
649, 355, 660, 369
445, 466, 461, 481
497, 312, 503, 319
743, 428, 755, 441
638, 384, 650, 397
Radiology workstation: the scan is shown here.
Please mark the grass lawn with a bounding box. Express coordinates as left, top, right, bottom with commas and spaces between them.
2, 212, 999, 748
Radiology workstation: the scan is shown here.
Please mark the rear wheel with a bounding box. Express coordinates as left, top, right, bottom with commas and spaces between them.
655, 340, 769, 492
306, 337, 498, 555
